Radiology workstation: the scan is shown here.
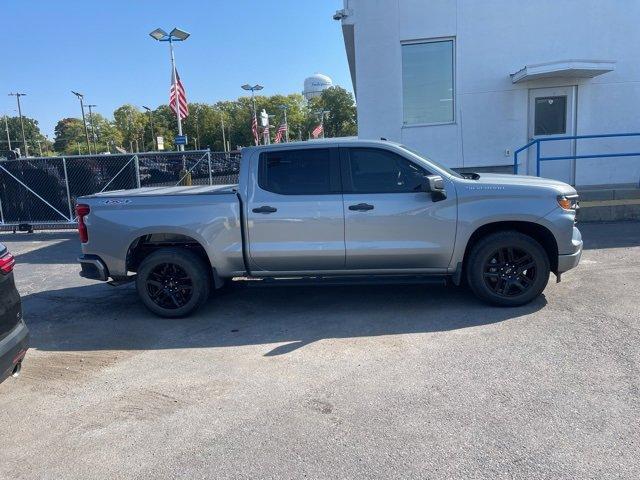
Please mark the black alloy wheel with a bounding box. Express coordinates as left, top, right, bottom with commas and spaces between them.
146, 262, 194, 309
482, 246, 537, 297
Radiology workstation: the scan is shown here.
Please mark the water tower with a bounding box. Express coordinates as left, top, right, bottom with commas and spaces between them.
303, 73, 333, 101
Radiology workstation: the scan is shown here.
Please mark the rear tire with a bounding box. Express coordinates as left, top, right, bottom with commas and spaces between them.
136, 248, 211, 318
466, 231, 550, 307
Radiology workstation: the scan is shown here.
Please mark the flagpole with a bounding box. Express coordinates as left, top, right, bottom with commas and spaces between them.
280, 105, 289, 142
169, 38, 184, 152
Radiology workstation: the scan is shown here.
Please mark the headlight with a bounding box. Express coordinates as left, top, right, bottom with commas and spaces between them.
557, 195, 579, 211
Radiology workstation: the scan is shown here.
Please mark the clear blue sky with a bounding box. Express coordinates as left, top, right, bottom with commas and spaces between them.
3, 0, 350, 137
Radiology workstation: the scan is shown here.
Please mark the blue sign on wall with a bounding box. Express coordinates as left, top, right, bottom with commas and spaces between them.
174, 135, 188, 145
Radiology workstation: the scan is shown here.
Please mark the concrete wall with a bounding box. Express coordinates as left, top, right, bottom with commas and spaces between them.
344, 0, 640, 185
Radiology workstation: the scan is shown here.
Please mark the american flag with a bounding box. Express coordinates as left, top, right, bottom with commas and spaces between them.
169, 69, 189, 120
311, 122, 324, 139
251, 112, 259, 145
273, 123, 287, 143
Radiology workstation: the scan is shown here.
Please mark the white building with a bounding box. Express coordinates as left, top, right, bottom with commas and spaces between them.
336, 0, 640, 186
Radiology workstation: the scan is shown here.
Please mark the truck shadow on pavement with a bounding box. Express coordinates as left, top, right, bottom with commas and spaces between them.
24, 281, 547, 357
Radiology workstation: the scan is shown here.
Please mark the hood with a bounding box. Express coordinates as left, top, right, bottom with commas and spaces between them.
471, 173, 577, 196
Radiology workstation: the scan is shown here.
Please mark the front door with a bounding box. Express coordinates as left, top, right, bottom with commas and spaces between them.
528, 86, 577, 184
341, 147, 457, 270
246, 147, 345, 272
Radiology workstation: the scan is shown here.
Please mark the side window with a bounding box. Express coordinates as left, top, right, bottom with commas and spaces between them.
346, 148, 428, 193
258, 149, 336, 195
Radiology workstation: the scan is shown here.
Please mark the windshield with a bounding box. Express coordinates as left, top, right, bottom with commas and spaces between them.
399, 145, 463, 179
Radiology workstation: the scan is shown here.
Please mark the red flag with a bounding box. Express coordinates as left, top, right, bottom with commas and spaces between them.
169, 69, 189, 120
311, 123, 323, 139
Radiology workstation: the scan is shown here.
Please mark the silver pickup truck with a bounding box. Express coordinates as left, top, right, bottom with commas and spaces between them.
77, 139, 582, 317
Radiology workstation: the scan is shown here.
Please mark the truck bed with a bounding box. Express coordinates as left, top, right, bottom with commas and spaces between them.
85, 184, 238, 198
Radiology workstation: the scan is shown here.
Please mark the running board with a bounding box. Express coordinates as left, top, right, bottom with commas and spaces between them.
235, 275, 448, 288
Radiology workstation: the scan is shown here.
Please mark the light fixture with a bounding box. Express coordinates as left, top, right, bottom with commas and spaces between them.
149, 28, 168, 41
170, 28, 190, 41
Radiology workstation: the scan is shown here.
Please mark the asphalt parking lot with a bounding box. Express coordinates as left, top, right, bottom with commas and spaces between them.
0, 222, 639, 479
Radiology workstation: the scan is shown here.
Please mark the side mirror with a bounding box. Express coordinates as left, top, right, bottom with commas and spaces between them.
422, 175, 447, 200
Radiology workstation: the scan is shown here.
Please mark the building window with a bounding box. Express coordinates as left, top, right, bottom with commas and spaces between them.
401, 39, 454, 125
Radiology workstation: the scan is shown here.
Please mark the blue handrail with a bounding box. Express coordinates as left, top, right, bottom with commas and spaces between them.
513, 132, 640, 178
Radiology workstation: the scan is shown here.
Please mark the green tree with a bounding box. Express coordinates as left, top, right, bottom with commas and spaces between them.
307, 86, 357, 138
2, 115, 50, 156
114, 104, 148, 152
53, 118, 86, 154
53, 115, 122, 155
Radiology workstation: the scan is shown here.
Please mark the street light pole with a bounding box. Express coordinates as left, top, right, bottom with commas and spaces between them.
8, 93, 28, 156
168, 38, 184, 152
142, 106, 156, 150
71, 91, 92, 154
241, 84, 263, 145
149, 28, 190, 153
86, 104, 97, 153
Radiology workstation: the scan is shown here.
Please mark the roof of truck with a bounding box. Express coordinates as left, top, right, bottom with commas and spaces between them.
243, 137, 402, 153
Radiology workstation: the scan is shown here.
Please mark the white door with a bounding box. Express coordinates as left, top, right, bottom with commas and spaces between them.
528, 86, 577, 184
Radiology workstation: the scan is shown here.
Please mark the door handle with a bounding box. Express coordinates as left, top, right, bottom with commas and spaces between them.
252, 205, 277, 214
348, 203, 374, 211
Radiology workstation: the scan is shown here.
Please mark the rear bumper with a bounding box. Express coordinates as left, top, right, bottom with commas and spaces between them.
78, 254, 109, 281
557, 226, 583, 273
0, 320, 29, 383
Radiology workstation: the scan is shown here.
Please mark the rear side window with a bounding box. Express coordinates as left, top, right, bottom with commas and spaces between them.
344, 148, 428, 193
258, 149, 338, 195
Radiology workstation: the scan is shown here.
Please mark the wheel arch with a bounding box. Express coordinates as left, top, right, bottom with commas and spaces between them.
461, 221, 559, 276
126, 232, 223, 288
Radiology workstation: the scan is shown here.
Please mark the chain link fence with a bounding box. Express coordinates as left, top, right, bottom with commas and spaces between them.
0, 150, 240, 231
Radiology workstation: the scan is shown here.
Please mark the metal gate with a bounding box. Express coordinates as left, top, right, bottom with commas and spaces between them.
0, 150, 240, 230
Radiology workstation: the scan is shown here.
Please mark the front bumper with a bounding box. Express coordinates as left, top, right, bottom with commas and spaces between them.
78, 254, 109, 281
557, 226, 583, 273
0, 320, 29, 383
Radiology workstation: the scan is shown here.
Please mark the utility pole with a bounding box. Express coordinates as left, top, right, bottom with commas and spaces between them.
142, 106, 156, 150
86, 104, 98, 153
8, 93, 28, 156
194, 106, 200, 150
71, 91, 92, 154
3, 115, 11, 150
221, 116, 227, 152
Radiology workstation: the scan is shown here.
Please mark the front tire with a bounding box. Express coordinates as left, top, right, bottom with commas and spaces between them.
136, 248, 211, 318
466, 231, 550, 307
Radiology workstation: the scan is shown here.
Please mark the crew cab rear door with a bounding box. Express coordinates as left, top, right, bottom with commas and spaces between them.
246, 147, 345, 272
340, 147, 457, 270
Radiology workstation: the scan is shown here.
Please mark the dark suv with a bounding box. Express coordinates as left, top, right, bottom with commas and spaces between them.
0, 242, 28, 384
